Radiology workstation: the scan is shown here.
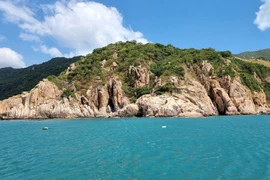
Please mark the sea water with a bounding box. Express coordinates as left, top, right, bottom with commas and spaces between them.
0, 115, 270, 180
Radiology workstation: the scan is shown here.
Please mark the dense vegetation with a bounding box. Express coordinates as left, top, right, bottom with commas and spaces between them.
235, 49, 270, 60
0, 57, 82, 100
48, 42, 270, 101
3, 41, 270, 102
50, 42, 237, 99
49, 42, 257, 100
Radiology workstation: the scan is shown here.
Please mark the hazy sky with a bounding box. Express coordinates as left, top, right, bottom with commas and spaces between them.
0, 0, 269, 68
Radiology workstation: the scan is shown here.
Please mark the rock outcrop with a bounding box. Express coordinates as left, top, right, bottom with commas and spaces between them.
0, 78, 130, 119
229, 79, 256, 114
128, 65, 150, 88
0, 79, 85, 119
136, 81, 218, 117
0, 74, 270, 120
66, 63, 76, 75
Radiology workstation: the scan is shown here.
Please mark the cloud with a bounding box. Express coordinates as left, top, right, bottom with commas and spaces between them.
254, 0, 270, 31
40, 45, 63, 57
0, 0, 148, 57
0, 1, 37, 25
19, 33, 41, 42
0, 48, 26, 68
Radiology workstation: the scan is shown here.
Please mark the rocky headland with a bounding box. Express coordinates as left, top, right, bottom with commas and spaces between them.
1, 42, 270, 119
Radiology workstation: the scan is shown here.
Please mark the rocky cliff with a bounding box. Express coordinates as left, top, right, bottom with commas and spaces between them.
0, 74, 269, 119
1, 42, 270, 119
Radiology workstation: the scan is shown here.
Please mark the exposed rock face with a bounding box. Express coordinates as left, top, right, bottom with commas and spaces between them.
1, 73, 270, 120
66, 63, 76, 75
202, 61, 214, 75
118, 104, 139, 117
209, 79, 238, 115
128, 65, 150, 88
169, 76, 179, 86
218, 75, 232, 93
136, 81, 218, 117
85, 79, 129, 116
97, 87, 110, 115
212, 88, 239, 115
0, 79, 86, 119
107, 79, 129, 111
253, 90, 267, 107
229, 79, 256, 114
0, 78, 131, 119
254, 72, 262, 84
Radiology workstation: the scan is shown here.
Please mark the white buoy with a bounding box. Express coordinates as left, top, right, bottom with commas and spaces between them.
162, 126, 166, 128
42, 127, 49, 130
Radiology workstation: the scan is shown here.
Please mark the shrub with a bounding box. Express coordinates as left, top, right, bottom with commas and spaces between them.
262, 82, 270, 102
61, 89, 75, 98
155, 83, 176, 95
123, 85, 152, 99
240, 73, 261, 92
219, 51, 233, 58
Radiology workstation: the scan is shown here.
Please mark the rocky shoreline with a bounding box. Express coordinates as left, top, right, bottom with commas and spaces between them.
1, 75, 269, 120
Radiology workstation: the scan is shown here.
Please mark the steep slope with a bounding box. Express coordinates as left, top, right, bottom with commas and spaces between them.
235, 49, 270, 60
0, 56, 82, 100
1, 41, 270, 119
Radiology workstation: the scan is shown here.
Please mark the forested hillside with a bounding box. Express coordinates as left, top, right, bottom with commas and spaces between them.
0, 56, 82, 100
50, 41, 270, 101
2, 42, 270, 119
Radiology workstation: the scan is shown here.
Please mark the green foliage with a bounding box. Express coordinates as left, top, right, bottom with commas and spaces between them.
150, 62, 184, 77
219, 50, 233, 58
48, 76, 67, 90
123, 85, 152, 99
155, 83, 176, 95
13, 42, 270, 103
4, 41, 270, 104
262, 82, 270, 102
219, 65, 236, 77
0, 56, 81, 100
233, 58, 269, 79
240, 73, 261, 92
61, 89, 75, 98
135, 86, 152, 98
236, 49, 270, 60
200, 48, 220, 61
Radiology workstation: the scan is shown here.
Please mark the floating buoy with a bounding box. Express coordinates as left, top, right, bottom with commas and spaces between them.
162, 126, 166, 128
42, 127, 49, 130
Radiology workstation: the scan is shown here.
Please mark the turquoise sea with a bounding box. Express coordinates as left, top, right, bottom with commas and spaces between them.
0, 116, 270, 180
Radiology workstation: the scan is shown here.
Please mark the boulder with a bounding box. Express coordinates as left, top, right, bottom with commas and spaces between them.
230, 79, 256, 114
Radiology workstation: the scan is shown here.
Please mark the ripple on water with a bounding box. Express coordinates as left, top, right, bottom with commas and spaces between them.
1, 116, 270, 179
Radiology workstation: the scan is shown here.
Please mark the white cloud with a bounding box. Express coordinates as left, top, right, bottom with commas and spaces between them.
0, 0, 148, 57
0, 1, 37, 25
40, 45, 63, 57
254, 0, 270, 31
19, 33, 41, 42
0, 48, 25, 68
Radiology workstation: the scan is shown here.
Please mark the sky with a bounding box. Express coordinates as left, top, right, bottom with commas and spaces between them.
0, 0, 270, 68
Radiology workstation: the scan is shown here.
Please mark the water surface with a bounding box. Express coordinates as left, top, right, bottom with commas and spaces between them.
0, 116, 270, 179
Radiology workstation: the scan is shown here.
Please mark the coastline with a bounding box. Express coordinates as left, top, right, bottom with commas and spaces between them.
1, 113, 269, 121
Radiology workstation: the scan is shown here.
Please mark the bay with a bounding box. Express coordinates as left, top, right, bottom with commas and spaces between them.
0, 115, 270, 179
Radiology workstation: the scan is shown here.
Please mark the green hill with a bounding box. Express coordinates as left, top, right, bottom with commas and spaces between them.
49, 41, 270, 101
235, 49, 270, 60
0, 56, 82, 100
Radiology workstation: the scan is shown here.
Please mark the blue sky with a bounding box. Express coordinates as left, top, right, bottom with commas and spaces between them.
0, 0, 269, 68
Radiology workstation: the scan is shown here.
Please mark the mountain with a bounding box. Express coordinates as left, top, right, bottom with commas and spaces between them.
0, 56, 82, 100
235, 49, 270, 60
1, 41, 270, 119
